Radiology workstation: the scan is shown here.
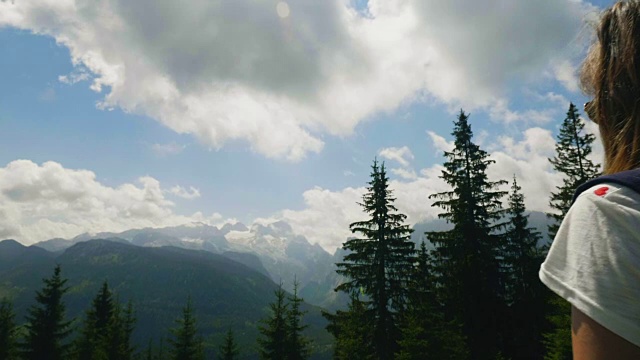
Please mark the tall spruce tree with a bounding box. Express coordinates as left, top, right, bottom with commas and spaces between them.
426, 110, 507, 359
20, 265, 73, 360
544, 103, 600, 360
168, 298, 204, 360
335, 159, 415, 360
0, 298, 18, 360
218, 329, 240, 360
396, 242, 468, 360
75, 281, 115, 360
502, 176, 546, 359
285, 279, 311, 360
547, 102, 600, 239
257, 283, 289, 360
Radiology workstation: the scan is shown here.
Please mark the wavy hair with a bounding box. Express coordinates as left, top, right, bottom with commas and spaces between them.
581, 0, 640, 174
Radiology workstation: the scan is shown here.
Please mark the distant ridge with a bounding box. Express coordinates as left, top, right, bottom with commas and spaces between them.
0, 238, 332, 359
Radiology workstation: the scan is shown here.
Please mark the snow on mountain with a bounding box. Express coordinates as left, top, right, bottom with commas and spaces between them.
32, 220, 340, 307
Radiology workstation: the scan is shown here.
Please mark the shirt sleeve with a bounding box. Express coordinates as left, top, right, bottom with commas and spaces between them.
539, 184, 640, 347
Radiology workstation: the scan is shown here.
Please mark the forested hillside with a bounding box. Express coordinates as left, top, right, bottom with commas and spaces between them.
0, 239, 332, 359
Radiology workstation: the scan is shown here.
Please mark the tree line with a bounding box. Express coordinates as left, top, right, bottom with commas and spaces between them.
0, 103, 597, 360
0, 265, 314, 360
322, 103, 598, 360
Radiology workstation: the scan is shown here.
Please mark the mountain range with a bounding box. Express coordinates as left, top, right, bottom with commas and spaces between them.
32, 212, 553, 309
0, 239, 332, 359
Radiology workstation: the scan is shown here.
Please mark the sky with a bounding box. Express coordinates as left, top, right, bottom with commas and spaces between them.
0, 0, 615, 253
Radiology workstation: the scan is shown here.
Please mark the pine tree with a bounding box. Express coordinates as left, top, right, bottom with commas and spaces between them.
335, 159, 415, 359
218, 329, 240, 360
322, 294, 375, 360
285, 279, 311, 360
257, 283, 289, 360
545, 103, 600, 360
168, 298, 204, 360
20, 265, 73, 360
74, 282, 136, 360
547, 102, 600, 239
75, 281, 115, 360
396, 242, 468, 360
502, 176, 546, 359
0, 298, 18, 360
426, 110, 508, 359
108, 300, 136, 360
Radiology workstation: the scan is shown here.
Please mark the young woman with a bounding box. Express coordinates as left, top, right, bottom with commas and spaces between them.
539, 1, 640, 358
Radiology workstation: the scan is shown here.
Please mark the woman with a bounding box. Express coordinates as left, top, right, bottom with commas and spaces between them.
539, 1, 640, 358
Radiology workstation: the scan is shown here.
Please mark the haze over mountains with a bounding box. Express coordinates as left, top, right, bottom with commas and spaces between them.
0, 210, 552, 358
27, 212, 552, 309
0, 238, 333, 359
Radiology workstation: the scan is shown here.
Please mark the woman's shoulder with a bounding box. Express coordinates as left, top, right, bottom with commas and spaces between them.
573, 182, 640, 212
542, 184, 640, 349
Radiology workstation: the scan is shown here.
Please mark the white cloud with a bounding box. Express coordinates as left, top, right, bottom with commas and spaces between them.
390, 168, 418, 180
427, 131, 454, 154
151, 142, 186, 156
488, 128, 562, 212
169, 186, 201, 200
277, 164, 448, 252
59, 67, 90, 85
378, 146, 414, 167
535, 91, 571, 108
583, 118, 604, 166
489, 99, 557, 124
0, 0, 594, 160
281, 123, 607, 253
0, 160, 218, 244
552, 59, 580, 93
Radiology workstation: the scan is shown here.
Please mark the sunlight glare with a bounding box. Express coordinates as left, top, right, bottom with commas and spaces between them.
276, 1, 290, 19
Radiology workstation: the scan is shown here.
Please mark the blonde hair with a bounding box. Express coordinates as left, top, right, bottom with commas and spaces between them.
581, 0, 640, 174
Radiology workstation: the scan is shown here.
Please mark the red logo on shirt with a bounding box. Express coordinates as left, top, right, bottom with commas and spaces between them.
594, 186, 609, 196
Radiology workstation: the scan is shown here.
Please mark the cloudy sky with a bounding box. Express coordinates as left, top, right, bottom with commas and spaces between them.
0, 0, 612, 253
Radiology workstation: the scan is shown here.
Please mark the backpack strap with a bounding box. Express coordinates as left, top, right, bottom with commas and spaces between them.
572, 168, 640, 204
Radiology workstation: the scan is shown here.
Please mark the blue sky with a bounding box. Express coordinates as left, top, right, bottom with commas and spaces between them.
0, 0, 614, 251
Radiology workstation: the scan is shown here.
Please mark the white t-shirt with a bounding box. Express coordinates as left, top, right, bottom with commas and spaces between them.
539, 182, 640, 347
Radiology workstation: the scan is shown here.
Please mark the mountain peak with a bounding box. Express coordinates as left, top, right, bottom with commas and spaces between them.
221, 222, 248, 233
0, 239, 25, 250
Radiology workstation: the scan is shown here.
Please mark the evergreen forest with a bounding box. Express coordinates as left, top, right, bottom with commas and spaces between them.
0, 103, 599, 360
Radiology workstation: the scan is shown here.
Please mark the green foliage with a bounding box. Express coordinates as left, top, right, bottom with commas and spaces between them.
142, 338, 167, 360
74, 280, 115, 360
20, 265, 73, 360
544, 103, 600, 359
257, 283, 289, 360
285, 279, 312, 360
168, 298, 204, 360
547, 103, 600, 238
396, 242, 468, 360
502, 177, 547, 359
543, 296, 572, 360
336, 159, 416, 359
109, 300, 137, 360
218, 329, 240, 360
74, 281, 137, 360
323, 295, 375, 360
0, 239, 333, 358
426, 110, 507, 359
0, 298, 18, 360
